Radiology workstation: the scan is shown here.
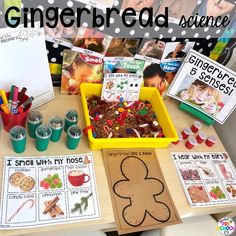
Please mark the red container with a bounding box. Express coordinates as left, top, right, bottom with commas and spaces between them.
172, 132, 183, 145
196, 132, 206, 144
206, 136, 216, 147
181, 128, 192, 140
191, 121, 201, 133
0, 93, 31, 132
185, 136, 197, 149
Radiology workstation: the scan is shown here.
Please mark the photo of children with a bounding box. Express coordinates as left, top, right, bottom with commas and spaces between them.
73, 28, 112, 55
176, 77, 228, 116
156, 0, 197, 21
61, 50, 103, 95
106, 38, 142, 57
121, 0, 161, 12
143, 63, 167, 96
197, 0, 235, 18
162, 40, 195, 60
137, 39, 166, 60
44, 20, 77, 43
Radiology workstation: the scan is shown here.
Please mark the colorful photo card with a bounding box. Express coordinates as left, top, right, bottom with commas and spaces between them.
74, 0, 115, 10
121, 0, 161, 14
101, 58, 145, 102
171, 152, 236, 207
0, 154, 100, 229
156, 0, 198, 23
168, 49, 236, 124
138, 40, 195, 97
136, 39, 165, 62
73, 27, 112, 55
195, 0, 236, 19
106, 38, 142, 57
61, 48, 103, 95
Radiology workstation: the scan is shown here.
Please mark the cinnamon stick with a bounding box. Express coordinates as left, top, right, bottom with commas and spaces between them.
44, 201, 57, 218
54, 205, 64, 215
43, 196, 59, 214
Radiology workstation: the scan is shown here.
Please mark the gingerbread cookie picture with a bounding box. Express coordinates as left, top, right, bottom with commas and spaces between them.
113, 156, 171, 227
103, 149, 181, 234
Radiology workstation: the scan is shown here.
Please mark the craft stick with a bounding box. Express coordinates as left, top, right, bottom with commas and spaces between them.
43, 196, 59, 214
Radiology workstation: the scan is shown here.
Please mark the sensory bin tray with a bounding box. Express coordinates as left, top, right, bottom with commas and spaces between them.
80, 83, 178, 150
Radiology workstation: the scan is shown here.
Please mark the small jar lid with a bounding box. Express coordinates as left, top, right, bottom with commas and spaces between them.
66, 110, 79, 122
27, 111, 43, 124
50, 116, 64, 129
68, 125, 82, 139
35, 125, 52, 139
9, 126, 26, 141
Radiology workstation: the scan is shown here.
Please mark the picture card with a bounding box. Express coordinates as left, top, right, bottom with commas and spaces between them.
167, 49, 236, 124
140, 40, 195, 97
121, 0, 160, 14
61, 48, 103, 95
101, 58, 145, 102
106, 38, 142, 57
0, 154, 100, 229
156, 0, 198, 23
73, 27, 112, 56
74, 0, 115, 11
103, 149, 181, 234
0, 25, 54, 108
171, 152, 236, 207
196, 0, 236, 19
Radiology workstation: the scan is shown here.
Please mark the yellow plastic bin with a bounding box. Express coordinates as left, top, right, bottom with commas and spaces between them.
80, 83, 178, 150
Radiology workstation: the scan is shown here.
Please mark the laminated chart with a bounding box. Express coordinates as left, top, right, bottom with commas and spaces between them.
0, 154, 100, 229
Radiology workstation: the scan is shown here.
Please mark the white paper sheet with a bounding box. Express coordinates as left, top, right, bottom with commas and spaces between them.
0, 25, 54, 108
171, 152, 236, 207
0, 154, 101, 229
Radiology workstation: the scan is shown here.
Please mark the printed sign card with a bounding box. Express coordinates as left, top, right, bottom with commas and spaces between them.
168, 49, 236, 124
61, 48, 103, 95
0, 25, 54, 107
101, 57, 145, 102
103, 149, 181, 234
74, 0, 115, 11
0, 154, 100, 229
171, 152, 236, 207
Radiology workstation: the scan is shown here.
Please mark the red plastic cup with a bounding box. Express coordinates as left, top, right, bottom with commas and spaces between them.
181, 128, 192, 140
185, 136, 197, 149
0, 92, 32, 132
206, 136, 216, 147
191, 121, 201, 133
196, 131, 206, 144
172, 132, 183, 145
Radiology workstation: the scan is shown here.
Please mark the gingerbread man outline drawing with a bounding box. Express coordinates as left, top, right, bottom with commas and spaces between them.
113, 156, 171, 227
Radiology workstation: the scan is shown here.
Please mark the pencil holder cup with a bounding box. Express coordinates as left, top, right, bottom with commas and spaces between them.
0, 92, 32, 132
